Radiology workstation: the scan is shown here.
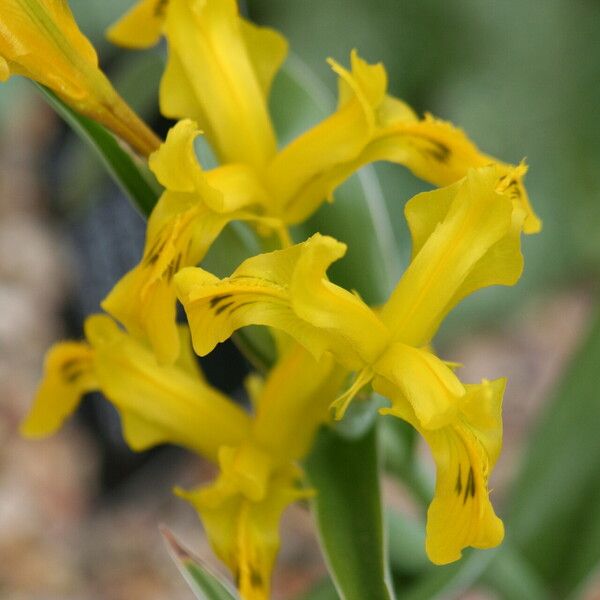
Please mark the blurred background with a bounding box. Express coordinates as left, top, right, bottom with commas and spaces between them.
1, 0, 599, 598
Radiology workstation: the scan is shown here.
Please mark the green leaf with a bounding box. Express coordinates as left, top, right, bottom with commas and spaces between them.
161, 526, 238, 600
305, 421, 394, 600
506, 303, 600, 595
296, 579, 339, 600
480, 545, 549, 600
386, 510, 428, 575
35, 84, 161, 217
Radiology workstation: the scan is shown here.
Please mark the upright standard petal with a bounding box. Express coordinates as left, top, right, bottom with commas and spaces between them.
175, 233, 389, 371
378, 377, 505, 564
380, 167, 524, 348
159, 0, 287, 169
20, 341, 96, 437
0, 0, 160, 155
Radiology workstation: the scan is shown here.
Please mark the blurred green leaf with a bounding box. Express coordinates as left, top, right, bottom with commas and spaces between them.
401, 549, 497, 600
480, 544, 549, 600
36, 84, 161, 217
297, 579, 339, 600
386, 510, 428, 575
161, 527, 238, 600
305, 423, 394, 600
507, 303, 600, 595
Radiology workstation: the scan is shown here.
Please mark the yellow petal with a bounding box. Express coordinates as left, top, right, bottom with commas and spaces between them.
106, 0, 166, 49
240, 17, 288, 100
373, 343, 464, 430
178, 461, 308, 600
175, 234, 386, 371
424, 380, 506, 564
380, 378, 505, 564
496, 161, 541, 234
20, 341, 96, 437
148, 119, 206, 192
160, 0, 282, 169
359, 114, 540, 233
103, 123, 265, 364
268, 51, 384, 224
0, 1, 160, 156
252, 343, 346, 463
160, 46, 207, 124
85, 314, 251, 459
288, 231, 390, 364
381, 167, 522, 347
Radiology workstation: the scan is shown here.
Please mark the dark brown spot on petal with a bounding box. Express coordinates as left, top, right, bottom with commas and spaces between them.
154, 0, 169, 17
455, 465, 462, 495
425, 140, 451, 163
209, 294, 233, 308
215, 301, 235, 316
463, 466, 476, 504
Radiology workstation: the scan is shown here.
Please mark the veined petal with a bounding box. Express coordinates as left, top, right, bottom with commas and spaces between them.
106, 0, 166, 49
268, 50, 384, 224
252, 344, 346, 463
20, 341, 96, 437
373, 343, 464, 430
85, 315, 251, 459
380, 167, 523, 347
379, 377, 505, 564
178, 458, 309, 600
357, 112, 540, 234
101, 190, 226, 364
160, 0, 284, 169
175, 234, 387, 370
104, 121, 269, 363
0, 1, 160, 156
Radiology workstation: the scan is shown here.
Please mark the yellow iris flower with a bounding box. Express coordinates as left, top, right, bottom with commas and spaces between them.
0, 0, 160, 156
174, 166, 523, 563
21, 314, 343, 599
102, 49, 538, 362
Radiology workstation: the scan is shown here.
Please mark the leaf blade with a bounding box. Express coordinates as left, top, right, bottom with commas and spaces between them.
36, 84, 161, 217
161, 526, 238, 600
305, 421, 394, 600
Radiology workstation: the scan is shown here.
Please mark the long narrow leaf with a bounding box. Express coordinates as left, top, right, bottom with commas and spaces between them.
305, 422, 394, 600
36, 84, 161, 217
161, 526, 238, 600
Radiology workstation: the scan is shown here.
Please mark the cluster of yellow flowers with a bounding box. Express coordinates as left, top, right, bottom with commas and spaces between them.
2, 1, 541, 598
